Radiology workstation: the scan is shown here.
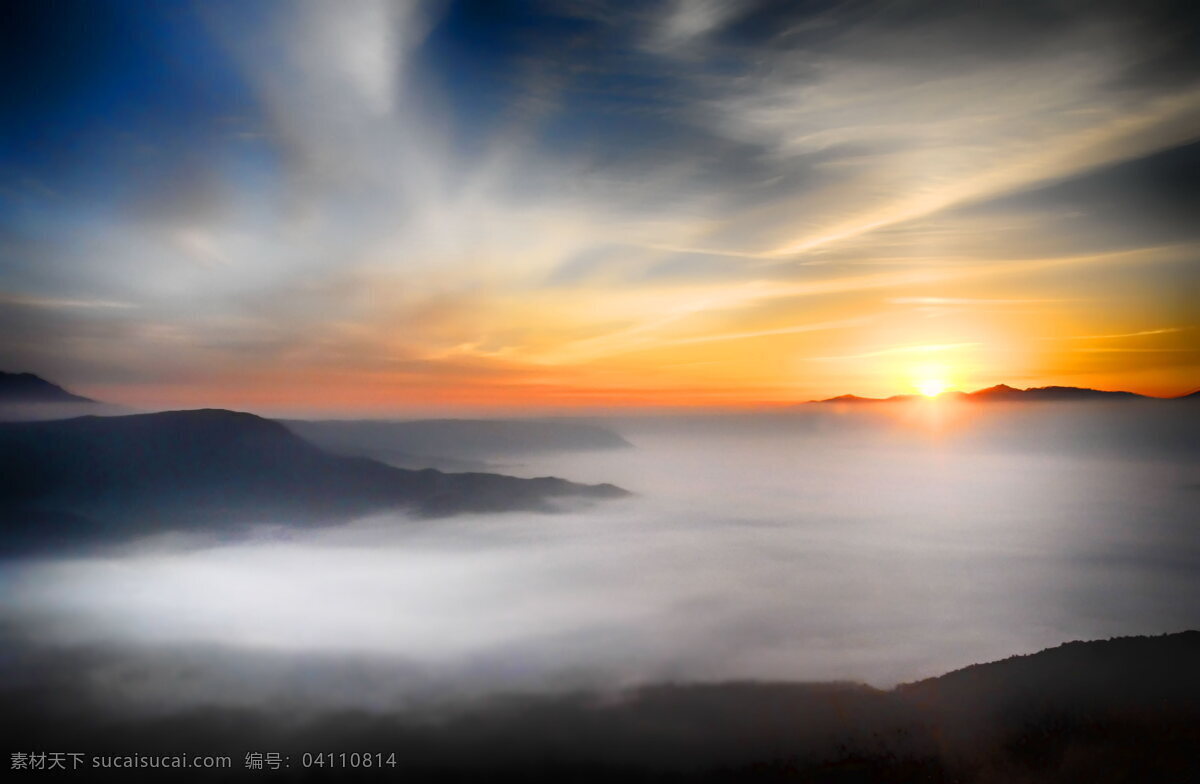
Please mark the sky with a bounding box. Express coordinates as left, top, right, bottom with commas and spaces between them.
1, 0, 1197, 413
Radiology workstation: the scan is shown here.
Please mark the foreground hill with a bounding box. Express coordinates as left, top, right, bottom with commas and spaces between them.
0, 409, 627, 553
0, 631, 1195, 781
896, 631, 1200, 782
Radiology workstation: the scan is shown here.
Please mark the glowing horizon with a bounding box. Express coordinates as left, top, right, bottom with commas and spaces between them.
2, 1, 1197, 414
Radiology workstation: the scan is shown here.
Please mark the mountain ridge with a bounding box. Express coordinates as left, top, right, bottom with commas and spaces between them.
0, 370, 94, 404
0, 408, 629, 554
812, 382, 1189, 404
284, 416, 632, 469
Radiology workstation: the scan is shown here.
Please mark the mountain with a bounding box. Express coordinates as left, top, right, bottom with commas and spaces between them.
962, 382, 1027, 401
970, 383, 1143, 401
814, 383, 1160, 404
814, 393, 892, 404
899, 631, 1200, 712
284, 417, 632, 469
895, 631, 1200, 781
0, 409, 628, 553
0, 371, 94, 404
2, 631, 1196, 782
0, 371, 115, 422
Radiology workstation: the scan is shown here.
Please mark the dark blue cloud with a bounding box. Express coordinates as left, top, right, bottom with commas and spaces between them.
958, 139, 1200, 251
420, 1, 700, 167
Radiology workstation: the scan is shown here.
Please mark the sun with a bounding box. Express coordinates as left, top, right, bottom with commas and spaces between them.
916, 378, 948, 397
911, 363, 951, 397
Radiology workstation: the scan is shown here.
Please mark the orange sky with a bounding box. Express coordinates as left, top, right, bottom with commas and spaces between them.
4, 2, 1198, 414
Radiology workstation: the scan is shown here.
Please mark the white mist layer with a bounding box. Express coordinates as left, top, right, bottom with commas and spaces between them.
2, 409, 1197, 710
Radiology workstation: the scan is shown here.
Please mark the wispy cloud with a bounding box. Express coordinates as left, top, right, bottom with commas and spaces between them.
807, 343, 982, 362
1074, 347, 1197, 353
700, 10, 1200, 263
2, 0, 1198, 405
0, 292, 135, 310
652, 0, 743, 51
890, 297, 1075, 306
1066, 327, 1188, 340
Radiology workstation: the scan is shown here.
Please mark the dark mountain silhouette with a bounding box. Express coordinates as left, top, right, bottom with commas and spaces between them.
284, 417, 632, 469
0, 371, 119, 422
963, 382, 1028, 400
815, 392, 917, 403
815, 393, 890, 404
895, 631, 1200, 781
814, 383, 1167, 403
972, 383, 1141, 401
0, 370, 94, 404
0, 630, 1195, 782
0, 409, 627, 554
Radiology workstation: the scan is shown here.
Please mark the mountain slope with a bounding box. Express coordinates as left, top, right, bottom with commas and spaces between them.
899, 631, 1200, 716
896, 631, 1200, 781
0, 371, 94, 404
1, 631, 1196, 781
0, 409, 628, 553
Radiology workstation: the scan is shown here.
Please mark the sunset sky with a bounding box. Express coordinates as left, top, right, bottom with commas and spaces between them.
1, 0, 1197, 413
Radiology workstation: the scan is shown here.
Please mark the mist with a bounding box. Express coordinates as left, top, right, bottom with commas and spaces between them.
2, 401, 1197, 730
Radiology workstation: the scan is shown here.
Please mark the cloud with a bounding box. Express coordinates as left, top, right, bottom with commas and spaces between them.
890, 297, 1075, 307
1074, 347, 1197, 353
2, 0, 1198, 404
0, 292, 134, 310
1068, 327, 1189, 340
651, 0, 743, 50
806, 342, 982, 362
710, 50, 1200, 261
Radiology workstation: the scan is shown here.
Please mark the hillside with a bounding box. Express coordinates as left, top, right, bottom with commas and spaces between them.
0, 631, 1195, 781
0, 409, 628, 553
0, 371, 94, 404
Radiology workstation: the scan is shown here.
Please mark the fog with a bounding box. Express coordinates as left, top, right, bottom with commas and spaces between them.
2, 401, 1198, 722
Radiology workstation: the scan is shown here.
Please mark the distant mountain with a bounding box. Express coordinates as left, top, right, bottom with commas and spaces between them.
0, 409, 628, 553
0, 371, 114, 422
815, 393, 891, 404
961, 383, 1028, 401
814, 383, 1164, 403
0, 371, 94, 404
970, 383, 1143, 401
284, 417, 632, 468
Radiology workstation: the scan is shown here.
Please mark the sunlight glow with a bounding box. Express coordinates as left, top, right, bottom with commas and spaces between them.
912, 363, 952, 397
6, 1, 1197, 410
917, 378, 947, 398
